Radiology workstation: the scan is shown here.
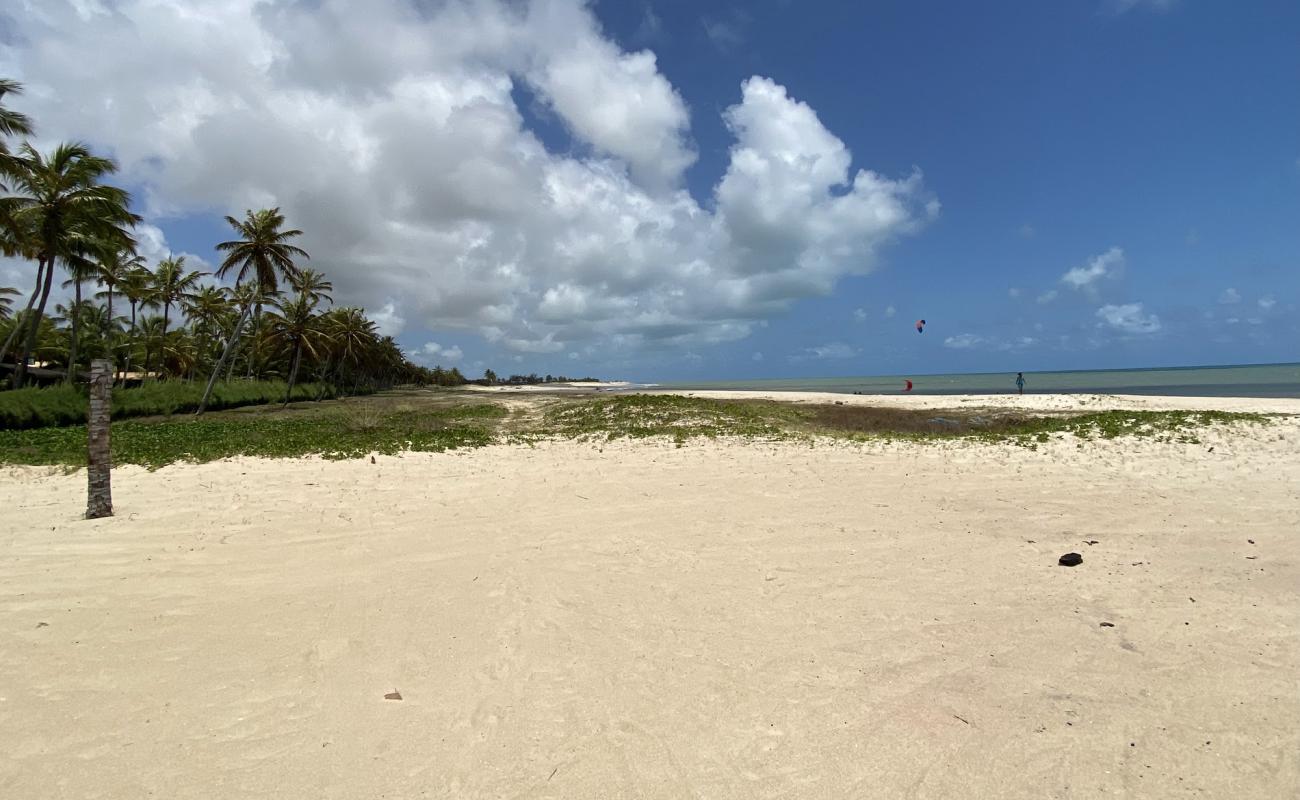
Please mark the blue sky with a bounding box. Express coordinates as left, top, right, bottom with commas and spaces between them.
4, 0, 1297, 380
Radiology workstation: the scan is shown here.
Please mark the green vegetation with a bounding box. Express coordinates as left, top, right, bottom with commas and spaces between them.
0, 390, 1273, 470
0, 380, 343, 430
0, 402, 504, 469
540, 394, 798, 444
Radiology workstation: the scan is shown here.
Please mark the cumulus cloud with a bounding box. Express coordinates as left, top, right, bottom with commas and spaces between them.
884, 305, 896, 318
794, 342, 857, 361
852, 308, 867, 322
419, 342, 463, 363
1061, 246, 1124, 292
943, 333, 982, 350
1107, 0, 1177, 12
1096, 303, 1161, 334
1036, 289, 1058, 304
1258, 295, 1276, 310
1219, 288, 1242, 304
944, 333, 1036, 351
5, 0, 934, 359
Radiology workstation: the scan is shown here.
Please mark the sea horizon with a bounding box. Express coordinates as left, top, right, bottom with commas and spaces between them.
662, 361, 1300, 398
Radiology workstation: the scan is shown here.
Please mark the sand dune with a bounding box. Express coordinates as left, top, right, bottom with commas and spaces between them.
1, 404, 1297, 798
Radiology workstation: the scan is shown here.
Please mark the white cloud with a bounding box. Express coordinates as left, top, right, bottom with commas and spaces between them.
1108, 0, 1178, 13
701, 10, 749, 52
1036, 289, 1058, 304
794, 342, 857, 361
852, 307, 867, 322
1061, 246, 1124, 291
1008, 287, 1021, 298
944, 333, 983, 349
884, 305, 896, 318
4, 0, 934, 359
369, 301, 405, 338
944, 333, 1036, 351
1219, 288, 1241, 305
751, 351, 763, 361
1096, 303, 1161, 334
419, 342, 463, 363
1258, 295, 1276, 311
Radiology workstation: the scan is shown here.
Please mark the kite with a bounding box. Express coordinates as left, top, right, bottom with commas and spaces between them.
904, 379, 913, 392
915, 319, 926, 334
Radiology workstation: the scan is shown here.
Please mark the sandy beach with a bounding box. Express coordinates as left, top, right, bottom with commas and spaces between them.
2, 393, 1297, 798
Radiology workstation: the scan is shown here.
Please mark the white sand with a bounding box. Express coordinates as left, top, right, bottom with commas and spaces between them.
657, 389, 1300, 415
2, 399, 1298, 798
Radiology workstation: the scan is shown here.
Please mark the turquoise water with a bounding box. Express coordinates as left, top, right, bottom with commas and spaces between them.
665, 363, 1300, 398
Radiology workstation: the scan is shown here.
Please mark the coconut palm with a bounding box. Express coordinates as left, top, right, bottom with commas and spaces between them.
94, 246, 145, 337
0, 142, 137, 387
117, 266, 153, 378
184, 284, 232, 379
196, 207, 308, 413
58, 253, 99, 381
0, 78, 33, 189
153, 255, 205, 345
266, 291, 333, 403
0, 79, 32, 149
290, 268, 333, 306
0, 286, 18, 320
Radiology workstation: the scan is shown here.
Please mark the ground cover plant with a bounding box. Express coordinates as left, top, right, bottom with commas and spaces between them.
0, 390, 1273, 469
0, 400, 504, 468
0, 380, 343, 430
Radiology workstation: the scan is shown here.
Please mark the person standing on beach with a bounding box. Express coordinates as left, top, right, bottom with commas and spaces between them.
1015, 372, 1025, 395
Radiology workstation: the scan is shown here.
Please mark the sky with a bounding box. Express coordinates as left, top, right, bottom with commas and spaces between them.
2, 0, 1297, 381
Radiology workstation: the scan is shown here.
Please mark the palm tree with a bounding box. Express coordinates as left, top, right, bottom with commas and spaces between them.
266, 291, 332, 403
0, 79, 32, 149
290, 268, 333, 306
94, 246, 145, 337
117, 266, 153, 379
184, 284, 232, 380
196, 207, 308, 413
0, 286, 18, 320
0, 80, 36, 371
59, 253, 99, 381
0, 78, 33, 186
319, 307, 378, 393
153, 255, 205, 346
0, 142, 137, 387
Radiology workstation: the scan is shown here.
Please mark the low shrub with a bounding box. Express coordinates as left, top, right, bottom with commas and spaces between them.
0, 380, 342, 430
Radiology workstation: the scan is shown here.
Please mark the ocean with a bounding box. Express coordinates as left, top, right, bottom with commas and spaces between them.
664, 362, 1300, 398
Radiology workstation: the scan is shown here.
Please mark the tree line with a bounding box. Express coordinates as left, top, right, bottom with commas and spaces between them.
0, 79, 460, 409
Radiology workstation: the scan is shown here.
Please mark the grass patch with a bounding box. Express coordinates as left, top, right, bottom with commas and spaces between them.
540, 394, 799, 444
0, 390, 1271, 469
0, 380, 348, 430
793, 404, 1268, 445
0, 402, 507, 469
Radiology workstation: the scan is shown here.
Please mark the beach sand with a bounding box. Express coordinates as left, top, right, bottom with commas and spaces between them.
1, 394, 1297, 798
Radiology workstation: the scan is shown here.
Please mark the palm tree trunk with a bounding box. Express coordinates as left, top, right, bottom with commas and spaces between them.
283, 337, 303, 405
1, 258, 46, 368
65, 278, 83, 384
14, 256, 56, 389
123, 302, 137, 381
158, 301, 170, 381
196, 304, 253, 415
